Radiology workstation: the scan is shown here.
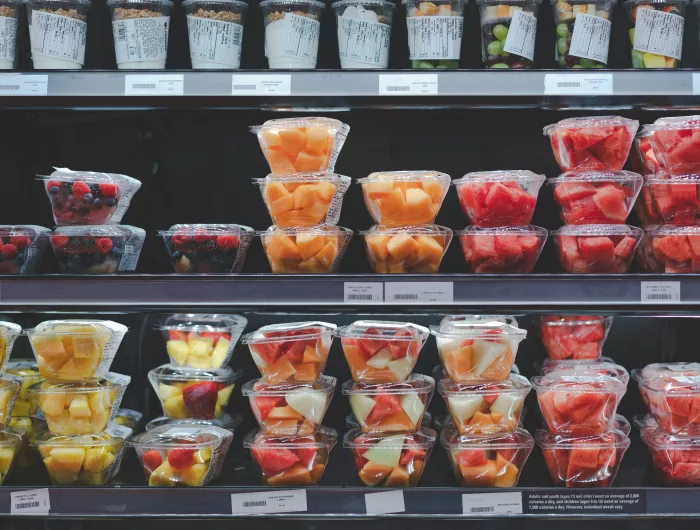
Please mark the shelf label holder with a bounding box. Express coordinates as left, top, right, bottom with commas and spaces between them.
125, 74, 184, 96
379, 74, 438, 95
463, 492, 522, 515
544, 73, 613, 95
641, 281, 681, 303
365, 490, 405, 514
231, 489, 307, 514
384, 281, 453, 303
10, 488, 50, 515
0, 74, 48, 96
232, 74, 291, 95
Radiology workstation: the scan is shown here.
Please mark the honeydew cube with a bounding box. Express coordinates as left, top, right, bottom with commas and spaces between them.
297, 235, 326, 261
41, 393, 66, 416
167, 340, 190, 365
363, 435, 405, 467
471, 339, 508, 376
388, 357, 413, 380
448, 394, 487, 422
438, 3, 451, 14
387, 235, 420, 261
305, 126, 330, 153
195, 448, 212, 463
180, 463, 207, 486
50, 447, 86, 474
69, 395, 91, 418
286, 389, 327, 423
490, 393, 522, 419
0, 447, 14, 475
587, 3, 595, 14
188, 338, 214, 357
366, 349, 393, 369
401, 393, 424, 424
210, 338, 230, 368
508, 5, 522, 15
84, 447, 106, 473
72, 337, 99, 359
573, 4, 585, 13
158, 384, 181, 401
349, 394, 376, 425
217, 385, 234, 407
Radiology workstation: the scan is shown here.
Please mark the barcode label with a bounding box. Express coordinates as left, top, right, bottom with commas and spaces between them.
365, 490, 405, 515
233, 84, 256, 90
463, 492, 522, 515
243, 501, 267, 508
0, 85, 19, 90
544, 73, 613, 95
232, 490, 307, 514
11, 489, 50, 514
16, 502, 40, 509
470, 506, 495, 513
0, 74, 48, 95
646, 294, 673, 300
386, 85, 410, 91
379, 74, 438, 95
231, 74, 291, 95
132, 83, 155, 89
117, 25, 126, 40
557, 82, 580, 87
344, 282, 383, 303
385, 282, 453, 303
125, 74, 184, 95
641, 281, 680, 304
393, 294, 419, 300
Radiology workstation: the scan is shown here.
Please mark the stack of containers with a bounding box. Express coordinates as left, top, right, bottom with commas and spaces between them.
241, 322, 338, 486
7, 358, 46, 468
0, 323, 27, 478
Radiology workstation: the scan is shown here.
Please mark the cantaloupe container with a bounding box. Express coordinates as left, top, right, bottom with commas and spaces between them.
361, 225, 452, 274
259, 225, 353, 273
0, 430, 22, 484
624, 0, 687, 68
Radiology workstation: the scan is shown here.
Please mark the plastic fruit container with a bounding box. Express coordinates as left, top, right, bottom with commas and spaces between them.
440, 315, 519, 328
613, 414, 631, 436
260, 225, 352, 274
332, 0, 395, 69
540, 360, 629, 386
432, 363, 522, 385
647, 225, 700, 273
362, 225, 452, 274
245, 426, 337, 486
544, 117, 640, 172
625, 0, 687, 68
145, 412, 242, 432
649, 116, 700, 175
0, 430, 22, 484
343, 374, 435, 434
337, 320, 430, 383
345, 428, 436, 486
477, 0, 541, 68
358, 171, 451, 227
637, 227, 663, 272
130, 425, 233, 486
0, 225, 51, 274
155, 313, 248, 370
346, 411, 433, 430
439, 375, 531, 435
0, 323, 20, 374
552, 0, 615, 68
114, 408, 143, 431
632, 130, 661, 176
552, 224, 643, 273
458, 225, 547, 273
539, 315, 613, 361
0, 378, 19, 429
403, 0, 466, 68
442, 426, 534, 487
9, 416, 46, 468
183, 0, 248, 69
7, 361, 42, 418
27, 0, 90, 69
536, 429, 630, 487
260, 0, 325, 69
242, 321, 335, 383
0, 0, 20, 69
256, 173, 351, 228
634, 412, 662, 434
243, 375, 336, 435
453, 171, 545, 227
160, 224, 254, 274
26, 320, 127, 381
641, 428, 700, 485
642, 176, 700, 225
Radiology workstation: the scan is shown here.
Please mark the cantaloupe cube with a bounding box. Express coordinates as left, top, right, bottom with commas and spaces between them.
404, 188, 433, 223
315, 242, 339, 270
292, 185, 318, 210
422, 180, 444, 203
375, 262, 389, 273
388, 263, 407, 273
265, 147, 296, 174
69, 395, 91, 418
268, 406, 304, 420
364, 180, 394, 198
494, 454, 519, 487
39, 349, 70, 372
359, 461, 394, 486
83, 447, 106, 473
304, 200, 330, 222
265, 235, 302, 261
57, 359, 84, 379
419, 1, 439, 15
34, 336, 66, 358
265, 182, 291, 204
266, 463, 312, 486
305, 126, 329, 153
293, 363, 319, 381
496, 4, 509, 16
415, 236, 444, 265
276, 211, 317, 228
387, 235, 420, 261
296, 234, 325, 260
469, 410, 495, 426
377, 187, 406, 221
295, 151, 327, 172
41, 393, 66, 416
309, 463, 326, 483
278, 129, 306, 154
385, 466, 411, 487
50, 447, 86, 474
316, 181, 336, 201
303, 345, 323, 363
266, 356, 297, 381
443, 347, 473, 379
91, 409, 109, 430
269, 257, 286, 273
366, 235, 391, 261
260, 130, 282, 148
460, 460, 498, 486
270, 194, 294, 217
298, 258, 327, 273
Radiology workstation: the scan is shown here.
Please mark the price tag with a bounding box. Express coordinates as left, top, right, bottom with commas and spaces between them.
462, 492, 522, 515
0, 74, 48, 96
231, 490, 307, 514
11, 489, 50, 514
384, 282, 453, 303
692, 72, 700, 94
232, 74, 291, 95
365, 490, 405, 515
125, 74, 184, 95
379, 74, 438, 95
544, 73, 613, 95
641, 281, 680, 303
344, 282, 383, 303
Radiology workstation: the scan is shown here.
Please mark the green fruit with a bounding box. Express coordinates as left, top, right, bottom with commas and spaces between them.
572, 64, 584, 68
628, 27, 635, 44
414, 60, 435, 68
439, 60, 459, 68
491, 63, 510, 68
487, 40, 504, 56
557, 38, 569, 55
631, 49, 644, 68
595, 63, 605, 68
558, 55, 567, 66
494, 24, 509, 41
556, 23, 570, 38
580, 58, 596, 68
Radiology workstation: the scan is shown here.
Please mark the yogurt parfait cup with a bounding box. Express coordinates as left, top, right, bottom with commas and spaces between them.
260, 0, 325, 69
332, 0, 395, 69
403, 0, 466, 68
108, 0, 173, 69
552, 0, 615, 68
477, 0, 542, 68
625, 0, 688, 68
27, 0, 90, 69
0, 0, 21, 69
184, 0, 248, 69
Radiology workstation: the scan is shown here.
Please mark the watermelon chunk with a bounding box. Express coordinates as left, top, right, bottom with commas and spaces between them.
554, 182, 598, 206
365, 393, 402, 424
592, 185, 629, 222
459, 181, 537, 227
614, 236, 637, 259
569, 445, 600, 469
456, 449, 488, 467
653, 235, 693, 264
551, 124, 635, 172
252, 342, 283, 365
578, 237, 615, 263
255, 396, 286, 421
461, 233, 543, 273
251, 448, 300, 475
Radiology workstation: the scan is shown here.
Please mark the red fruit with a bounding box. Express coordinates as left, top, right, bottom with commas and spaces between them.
0, 244, 18, 260
46, 180, 61, 190
358, 328, 388, 358
654, 235, 693, 264
168, 448, 196, 469
281, 340, 305, 363
142, 450, 163, 473
554, 182, 597, 206
10, 236, 28, 249
52, 235, 69, 249
97, 238, 113, 254
99, 183, 117, 198
613, 236, 637, 259
592, 185, 628, 222
217, 235, 239, 251
294, 447, 317, 467
194, 231, 213, 243
387, 330, 415, 360
578, 237, 615, 263
201, 332, 231, 345
71, 181, 91, 199
251, 448, 299, 475
366, 394, 403, 424
455, 449, 488, 467
399, 446, 426, 466
255, 396, 285, 421
182, 381, 219, 418
252, 342, 283, 365
169, 330, 188, 341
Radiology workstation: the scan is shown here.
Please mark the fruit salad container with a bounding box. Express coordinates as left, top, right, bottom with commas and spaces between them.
539, 315, 613, 361
648, 116, 700, 175
347, 411, 433, 430
242, 321, 335, 384
641, 428, 700, 486
0, 430, 22, 484
345, 427, 436, 486
552, 0, 616, 68
332, 0, 395, 69
26, 320, 128, 381
533, 373, 627, 435
337, 320, 430, 382
552, 224, 643, 273
440, 315, 519, 328
40, 170, 141, 225
343, 374, 435, 434
637, 226, 664, 272
160, 224, 254, 274
536, 429, 630, 487
642, 176, 700, 225
458, 225, 547, 273
403, 0, 466, 68
145, 412, 242, 432
183, 0, 248, 69
453, 171, 545, 227
439, 375, 531, 435
10, 416, 46, 467
156, 313, 248, 370
259, 225, 352, 274
114, 408, 143, 431
647, 225, 700, 273
432, 363, 522, 384
361, 225, 452, 274
0, 323, 21, 373
7, 361, 42, 418
244, 375, 336, 435
613, 414, 631, 436
148, 364, 240, 420
540, 359, 629, 385
252, 117, 349, 174
130, 424, 233, 487
0, 378, 20, 429
255, 173, 351, 228
544, 117, 640, 172
632, 130, 660, 177
625, 0, 687, 68
477, 0, 542, 68
442, 426, 534, 487
0, 225, 50, 274
51, 225, 146, 274
245, 426, 337, 486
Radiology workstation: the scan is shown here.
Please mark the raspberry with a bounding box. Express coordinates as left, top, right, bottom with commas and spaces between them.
46, 180, 61, 190
167, 448, 196, 470
193, 229, 215, 243
99, 183, 117, 198
71, 181, 90, 199
217, 235, 239, 251
10, 236, 29, 249
172, 235, 189, 245
52, 235, 69, 248
0, 244, 18, 260
142, 450, 163, 473
97, 238, 113, 254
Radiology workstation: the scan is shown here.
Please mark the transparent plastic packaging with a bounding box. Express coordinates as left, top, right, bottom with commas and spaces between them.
260, 0, 325, 69
633, 412, 661, 434
0, 226, 50, 274
636, 226, 663, 272
539, 315, 613, 360
0, 0, 20, 69
540, 359, 629, 385
332, 0, 395, 69
625, 0, 687, 68
642, 428, 700, 486
108, 0, 173, 69
632, 130, 660, 177
9, 416, 46, 467
649, 116, 700, 175
0, 323, 21, 374
0, 430, 22, 484
0, 379, 19, 430
27, 0, 90, 69
361, 225, 452, 274
641, 176, 700, 225
552, 224, 643, 273
457, 225, 547, 273
183, 0, 248, 69
440, 315, 519, 328
646, 225, 700, 273
145, 412, 242, 432
432, 362, 522, 383
346, 411, 433, 429
478, 0, 542, 68
7, 361, 42, 418
552, 0, 616, 68
403, 0, 466, 68
114, 408, 143, 430
613, 414, 631, 436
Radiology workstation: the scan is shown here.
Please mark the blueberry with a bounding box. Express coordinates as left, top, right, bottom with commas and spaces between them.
49, 186, 60, 195
93, 198, 103, 209
172, 251, 183, 260
104, 198, 115, 207
82, 193, 94, 204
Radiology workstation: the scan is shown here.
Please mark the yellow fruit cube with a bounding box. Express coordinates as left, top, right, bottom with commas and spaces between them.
101, 450, 115, 470
187, 338, 214, 357
91, 409, 110, 430
180, 463, 207, 486
78, 471, 105, 485
0, 447, 15, 475
50, 447, 86, 474
72, 337, 98, 359
83, 447, 106, 473
195, 448, 212, 463
187, 356, 212, 369
217, 385, 234, 407
210, 338, 230, 369
149, 462, 177, 486
166, 340, 190, 365
41, 393, 66, 417
163, 395, 187, 418
88, 391, 106, 412
158, 384, 181, 401
69, 395, 91, 418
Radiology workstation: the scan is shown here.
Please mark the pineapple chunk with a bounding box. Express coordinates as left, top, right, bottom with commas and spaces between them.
0, 389, 11, 412
0, 447, 15, 475
195, 447, 212, 463
188, 338, 214, 357
69, 395, 91, 418
149, 462, 178, 486
47, 469, 79, 484
210, 338, 230, 368
101, 450, 115, 470
83, 447, 106, 473
166, 340, 190, 365
49, 447, 86, 474
88, 391, 106, 412
91, 409, 110, 430
180, 463, 207, 486
186, 356, 212, 370
158, 384, 181, 401
163, 395, 187, 418
12, 401, 30, 417
217, 385, 234, 407
78, 471, 105, 485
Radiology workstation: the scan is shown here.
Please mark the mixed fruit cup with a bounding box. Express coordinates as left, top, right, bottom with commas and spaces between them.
640, 177, 700, 225
0, 226, 50, 274
626, 0, 687, 68
553, 224, 643, 273
404, 0, 465, 68
260, 225, 351, 274
458, 225, 547, 273
538, 315, 613, 360
362, 225, 452, 274
553, 0, 614, 68
145, 412, 242, 432
0, 378, 19, 430
478, 0, 540, 68
648, 116, 700, 175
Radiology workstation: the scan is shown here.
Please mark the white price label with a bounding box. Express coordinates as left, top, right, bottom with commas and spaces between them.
231, 490, 307, 514
406, 16, 463, 60
568, 13, 611, 64
344, 282, 383, 303
11, 489, 50, 514
384, 282, 453, 303
0, 74, 48, 95
633, 8, 684, 61
503, 10, 537, 61
544, 73, 613, 95
692, 72, 700, 94
462, 492, 522, 515
365, 490, 405, 515
337, 17, 391, 68
188, 16, 242, 68
232, 74, 291, 95
0, 16, 17, 62
641, 281, 681, 303
379, 74, 438, 95
125, 74, 184, 95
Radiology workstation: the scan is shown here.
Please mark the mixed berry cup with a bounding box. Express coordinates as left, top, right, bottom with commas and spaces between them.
0, 430, 22, 485
553, 0, 616, 68
0, 226, 50, 274
648, 116, 700, 175
641, 428, 700, 486
552, 224, 643, 273
145, 412, 242, 432
362, 225, 452, 274
647, 225, 700, 273
539, 315, 613, 361
403, 0, 466, 69
458, 225, 547, 273
7, 361, 42, 418
478, 0, 542, 68
625, 0, 687, 68
641, 176, 700, 225
540, 359, 629, 386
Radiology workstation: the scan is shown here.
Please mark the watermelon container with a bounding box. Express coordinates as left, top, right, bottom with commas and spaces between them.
344, 427, 437, 486
440, 314, 519, 328
536, 409, 630, 435
441, 426, 534, 487
624, 0, 688, 69
635, 185, 664, 226
632, 129, 660, 176
552, 0, 616, 69
544, 116, 640, 172
642, 176, 700, 225
457, 225, 547, 273
552, 224, 643, 273
538, 315, 614, 361
648, 116, 700, 175
647, 225, 700, 272
360, 225, 452, 274
548, 171, 643, 225
336, 320, 430, 383
535, 429, 630, 487
452, 171, 545, 227
244, 426, 337, 486
346, 411, 433, 430
636, 226, 664, 271
539, 359, 629, 385
641, 428, 700, 486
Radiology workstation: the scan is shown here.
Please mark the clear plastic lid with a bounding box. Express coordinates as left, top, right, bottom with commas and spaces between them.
25, 319, 127, 337
531, 374, 627, 394
32, 430, 129, 447
359, 224, 452, 238
107, 0, 173, 5
441, 426, 534, 450
148, 364, 241, 383
53, 225, 144, 238
535, 429, 630, 448
0, 322, 22, 337
653, 115, 700, 129
0, 225, 50, 238
242, 375, 336, 397
254, 172, 351, 186
343, 427, 437, 449
540, 360, 629, 385
342, 374, 435, 395
28, 380, 119, 395
358, 170, 451, 184
251, 117, 341, 134
552, 224, 644, 237
243, 425, 338, 449
116, 408, 143, 421
548, 171, 643, 184
633, 413, 659, 432
0, 430, 23, 447
332, 0, 395, 7
158, 224, 254, 237
439, 315, 519, 329
183, 0, 247, 6
439, 374, 531, 396
453, 170, 545, 185
543, 116, 640, 135
257, 225, 352, 238
614, 415, 631, 436
455, 225, 547, 237
336, 320, 430, 341
129, 425, 229, 449
641, 428, 700, 451
632, 363, 700, 392
241, 321, 337, 345
645, 174, 700, 184
539, 315, 613, 326
430, 321, 527, 340
145, 413, 242, 432
41, 170, 127, 185
155, 313, 248, 334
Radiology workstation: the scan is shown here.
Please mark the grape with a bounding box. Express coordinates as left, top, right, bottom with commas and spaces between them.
439, 60, 459, 68
572, 64, 584, 68
487, 40, 504, 56
493, 24, 509, 41
558, 55, 567, 67
415, 61, 435, 68
580, 58, 596, 68
557, 38, 569, 55
556, 23, 570, 38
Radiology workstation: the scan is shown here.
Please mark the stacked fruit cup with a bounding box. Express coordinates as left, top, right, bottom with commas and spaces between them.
0, 323, 26, 478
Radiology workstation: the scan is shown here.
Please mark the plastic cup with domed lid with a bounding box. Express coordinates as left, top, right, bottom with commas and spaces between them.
259, 0, 325, 69
624, 0, 688, 68
27, 0, 91, 69
552, 0, 616, 68
477, 0, 543, 68
331, 0, 395, 69
402, 0, 467, 69
0, 0, 22, 69
107, 0, 173, 69
183, 0, 249, 69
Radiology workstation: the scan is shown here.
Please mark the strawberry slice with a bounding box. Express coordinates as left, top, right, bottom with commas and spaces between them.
182, 381, 219, 418
168, 448, 196, 469
366, 393, 402, 424
358, 328, 388, 358
169, 330, 187, 341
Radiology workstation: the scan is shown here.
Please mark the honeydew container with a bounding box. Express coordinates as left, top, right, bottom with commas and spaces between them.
145, 412, 243, 432
402, 0, 467, 68
331, 0, 395, 69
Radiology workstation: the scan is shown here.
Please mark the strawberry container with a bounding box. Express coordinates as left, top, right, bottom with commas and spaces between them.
7, 361, 42, 418
642, 428, 700, 486
641, 176, 700, 225
552, 224, 643, 273
242, 321, 335, 384
159, 224, 254, 274
536, 429, 630, 487
0, 225, 50, 274
544, 116, 640, 172
114, 408, 143, 431
361, 225, 452, 274
440, 315, 519, 328
453, 171, 545, 227
539, 315, 613, 361
145, 412, 242, 432
343, 374, 435, 434
647, 225, 700, 272
344, 427, 436, 487
0, 430, 23, 485
632, 130, 660, 176
243, 375, 336, 435
649, 116, 700, 175
540, 359, 629, 385
457, 225, 547, 273
346, 411, 433, 430
552, 0, 615, 69
245, 426, 337, 486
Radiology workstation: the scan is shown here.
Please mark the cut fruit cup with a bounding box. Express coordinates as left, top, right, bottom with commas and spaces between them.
0, 378, 19, 429
347, 411, 433, 430
255, 173, 351, 228
259, 225, 352, 273
439, 375, 531, 435
648, 116, 700, 175
0, 430, 22, 484
0, 322, 21, 373
345, 427, 437, 486
552, 224, 643, 273
453, 171, 545, 227
641, 175, 700, 225
159, 224, 254, 274
641, 428, 700, 486
538, 315, 613, 361
631, 129, 660, 177
343, 374, 435, 434
114, 408, 143, 431
260, 0, 325, 69
51, 225, 146, 274
358, 171, 451, 227
245, 426, 337, 486
337, 320, 430, 383
540, 359, 629, 385
25, 320, 128, 381
145, 412, 243, 432
27, 0, 90, 69
361, 225, 452, 274
544, 116, 640, 172
636, 225, 664, 272
242, 322, 335, 384
552, 0, 615, 69
440, 314, 519, 328
625, 0, 687, 69
477, 0, 542, 68
108, 0, 173, 69
130, 425, 233, 486
7, 361, 42, 418
402, 0, 466, 68
155, 313, 248, 370
332, 0, 395, 69
0, 0, 20, 69
457, 225, 547, 273
647, 225, 700, 273
441, 426, 534, 487
10, 416, 47, 468
148, 364, 241, 420
243, 375, 336, 435
0, 225, 50, 274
